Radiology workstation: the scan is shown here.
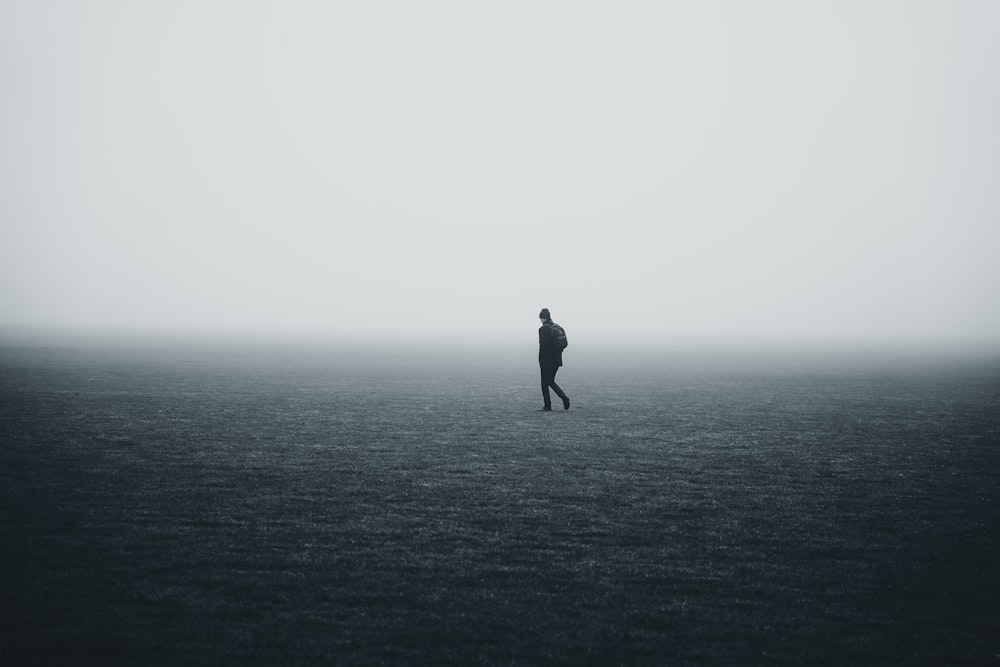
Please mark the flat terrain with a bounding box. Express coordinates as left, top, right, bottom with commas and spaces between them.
1, 344, 998, 665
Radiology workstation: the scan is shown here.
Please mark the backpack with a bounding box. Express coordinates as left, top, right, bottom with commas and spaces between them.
549, 322, 568, 350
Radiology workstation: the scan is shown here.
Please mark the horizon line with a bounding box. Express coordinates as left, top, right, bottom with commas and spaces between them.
1, 324, 998, 354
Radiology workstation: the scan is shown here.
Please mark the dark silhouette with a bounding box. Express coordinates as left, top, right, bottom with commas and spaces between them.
537, 308, 570, 411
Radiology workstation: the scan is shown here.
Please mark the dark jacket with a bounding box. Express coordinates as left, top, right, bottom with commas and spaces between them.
538, 319, 564, 368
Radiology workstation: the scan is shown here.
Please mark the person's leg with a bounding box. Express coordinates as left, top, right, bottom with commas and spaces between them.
540, 367, 554, 408
548, 368, 570, 409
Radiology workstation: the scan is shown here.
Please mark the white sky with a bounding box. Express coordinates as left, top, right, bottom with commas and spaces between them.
2, 1, 998, 346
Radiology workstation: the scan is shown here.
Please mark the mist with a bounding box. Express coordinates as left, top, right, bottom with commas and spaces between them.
2, 1, 998, 348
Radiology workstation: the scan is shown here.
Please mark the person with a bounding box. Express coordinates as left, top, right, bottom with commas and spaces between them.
537, 308, 570, 411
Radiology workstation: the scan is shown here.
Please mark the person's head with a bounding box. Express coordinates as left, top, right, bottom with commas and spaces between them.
539, 308, 551, 321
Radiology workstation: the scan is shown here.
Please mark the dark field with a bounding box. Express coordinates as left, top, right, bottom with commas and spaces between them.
2, 343, 998, 666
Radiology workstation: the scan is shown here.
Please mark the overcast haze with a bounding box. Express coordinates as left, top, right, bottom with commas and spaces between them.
2, 1, 998, 347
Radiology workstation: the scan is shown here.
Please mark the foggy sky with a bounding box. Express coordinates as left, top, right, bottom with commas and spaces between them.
2, 1, 998, 346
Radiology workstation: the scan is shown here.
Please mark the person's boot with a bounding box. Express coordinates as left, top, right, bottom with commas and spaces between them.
562, 396, 571, 411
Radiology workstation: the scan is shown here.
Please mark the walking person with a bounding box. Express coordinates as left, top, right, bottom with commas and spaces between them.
538, 308, 570, 411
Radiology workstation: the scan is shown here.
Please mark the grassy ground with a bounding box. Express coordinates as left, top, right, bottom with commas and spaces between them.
1, 345, 998, 665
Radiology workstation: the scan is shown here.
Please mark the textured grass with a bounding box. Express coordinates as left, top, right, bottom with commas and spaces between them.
1, 344, 998, 665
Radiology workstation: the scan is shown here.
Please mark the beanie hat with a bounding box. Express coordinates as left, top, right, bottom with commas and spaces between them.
539, 308, 551, 319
